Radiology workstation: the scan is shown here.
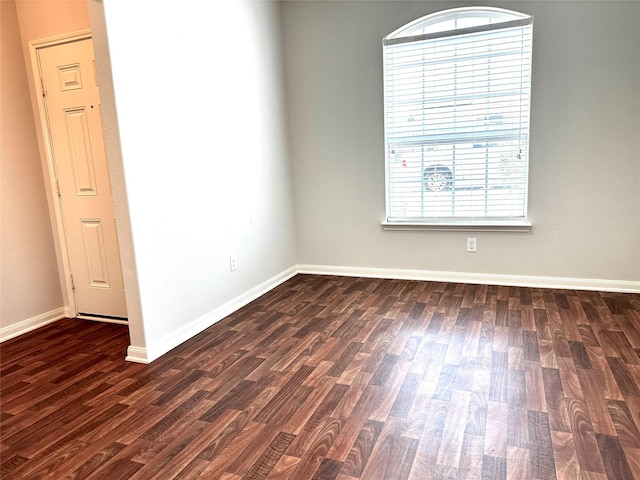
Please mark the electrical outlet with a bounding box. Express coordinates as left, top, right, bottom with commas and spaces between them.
229, 254, 237, 271
467, 237, 477, 253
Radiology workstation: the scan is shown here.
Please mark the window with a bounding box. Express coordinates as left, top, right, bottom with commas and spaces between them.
383, 7, 533, 229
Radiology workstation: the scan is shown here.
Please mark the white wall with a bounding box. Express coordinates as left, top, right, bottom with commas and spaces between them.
101, 0, 297, 361
282, 0, 640, 285
88, 0, 144, 350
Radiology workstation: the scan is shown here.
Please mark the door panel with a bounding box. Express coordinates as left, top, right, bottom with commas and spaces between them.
39, 38, 127, 319
80, 219, 110, 287
64, 107, 98, 195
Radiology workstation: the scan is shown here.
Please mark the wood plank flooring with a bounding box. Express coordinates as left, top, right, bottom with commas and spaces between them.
2, 274, 640, 479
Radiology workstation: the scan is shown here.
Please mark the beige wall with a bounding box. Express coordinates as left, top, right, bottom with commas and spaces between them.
14, 0, 89, 42
283, 0, 640, 284
0, 0, 64, 331
1, 0, 142, 345
14, 0, 92, 193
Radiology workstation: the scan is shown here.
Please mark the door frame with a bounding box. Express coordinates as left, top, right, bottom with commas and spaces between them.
29, 30, 126, 325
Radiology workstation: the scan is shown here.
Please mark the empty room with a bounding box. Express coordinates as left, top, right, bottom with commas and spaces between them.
1, 0, 639, 479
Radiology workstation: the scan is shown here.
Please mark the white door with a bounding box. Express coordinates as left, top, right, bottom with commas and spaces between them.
38, 38, 127, 319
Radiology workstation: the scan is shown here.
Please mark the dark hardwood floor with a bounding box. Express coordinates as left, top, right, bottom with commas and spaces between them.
2, 274, 640, 479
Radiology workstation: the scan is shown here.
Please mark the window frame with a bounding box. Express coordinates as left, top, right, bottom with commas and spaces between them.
382, 7, 533, 232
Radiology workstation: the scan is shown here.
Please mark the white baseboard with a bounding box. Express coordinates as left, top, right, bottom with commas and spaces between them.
9, 265, 635, 364
296, 264, 640, 293
126, 263, 636, 363
0, 307, 66, 343
125, 345, 149, 364
129, 266, 298, 364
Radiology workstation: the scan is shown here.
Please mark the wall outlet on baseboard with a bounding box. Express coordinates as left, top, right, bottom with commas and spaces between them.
229, 254, 238, 271
467, 237, 477, 253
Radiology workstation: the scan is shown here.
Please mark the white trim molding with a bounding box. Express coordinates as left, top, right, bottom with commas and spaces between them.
0, 308, 66, 343
381, 220, 532, 232
126, 262, 637, 363
296, 264, 640, 294
125, 346, 149, 364
29, 30, 94, 320
127, 266, 298, 364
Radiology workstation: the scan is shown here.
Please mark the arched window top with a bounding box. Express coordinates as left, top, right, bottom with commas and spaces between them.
385, 7, 532, 45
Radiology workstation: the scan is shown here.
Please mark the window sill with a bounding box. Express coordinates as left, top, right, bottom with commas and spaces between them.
381, 220, 532, 232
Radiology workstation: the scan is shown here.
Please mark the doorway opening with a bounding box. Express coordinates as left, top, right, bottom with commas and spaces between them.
30, 30, 127, 323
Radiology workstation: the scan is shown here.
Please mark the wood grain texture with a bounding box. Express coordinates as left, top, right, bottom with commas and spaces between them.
1, 274, 639, 479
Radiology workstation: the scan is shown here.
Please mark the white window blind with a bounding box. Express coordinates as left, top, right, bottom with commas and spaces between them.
383, 7, 533, 225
